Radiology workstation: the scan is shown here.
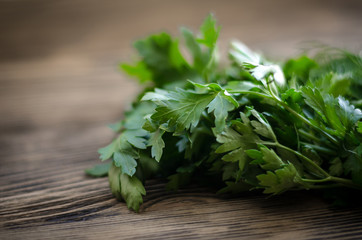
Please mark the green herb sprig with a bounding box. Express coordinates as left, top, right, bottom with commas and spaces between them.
86, 14, 362, 212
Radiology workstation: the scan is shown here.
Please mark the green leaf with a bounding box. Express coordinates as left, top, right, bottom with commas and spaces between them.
344, 144, 362, 186
134, 33, 175, 71
302, 87, 362, 138
169, 38, 189, 70
98, 140, 118, 161
216, 112, 265, 161
251, 64, 286, 86
207, 92, 236, 133
283, 55, 317, 82
215, 127, 244, 153
181, 27, 208, 72
245, 149, 263, 160
133, 32, 191, 88
259, 147, 284, 171
222, 148, 248, 173
114, 151, 138, 176
281, 88, 303, 113
358, 121, 362, 134
108, 164, 146, 212
151, 89, 216, 134
229, 41, 285, 86
246, 147, 284, 171
302, 87, 326, 117
257, 164, 300, 194
250, 109, 277, 141
335, 96, 362, 131
85, 162, 111, 177
216, 115, 266, 174
121, 61, 152, 83
148, 129, 165, 162
137, 153, 159, 179
141, 88, 172, 102
120, 174, 146, 212
222, 148, 245, 163
224, 81, 261, 92
329, 157, 343, 176
123, 102, 156, 130
222, 162, 239, 181
108, 164, 122, 200
229, 41, 261, 66
108, 121, 123, 132
121, 129, 148, 149
329, 77, 351, 97
197, 13, 220, 48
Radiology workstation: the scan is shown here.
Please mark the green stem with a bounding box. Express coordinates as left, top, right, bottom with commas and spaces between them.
228, 90, 275, 100
302, 176, 333, 183
263, 78, 339, 146
302, 176, 361, 190
298, 129, 321, 143
278, 101, 339, 145
262, 141, 360, 189
266, 79, 281, 101
300, 142, 337, 155
231, 85, 339, 146
262, 141, 330, 178
330, 176, 361, 189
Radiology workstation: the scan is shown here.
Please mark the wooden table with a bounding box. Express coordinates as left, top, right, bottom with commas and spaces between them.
1, 1, 362, 239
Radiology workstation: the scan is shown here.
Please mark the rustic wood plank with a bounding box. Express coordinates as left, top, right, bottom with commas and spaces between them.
1, 0, 362, 239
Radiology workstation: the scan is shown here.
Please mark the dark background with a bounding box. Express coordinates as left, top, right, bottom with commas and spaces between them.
1, 0, 361, 134
1, 1, 362, 239
1, 0, 362, 61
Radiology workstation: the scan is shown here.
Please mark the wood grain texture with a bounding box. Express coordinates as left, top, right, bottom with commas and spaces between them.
1, 1, 362, 239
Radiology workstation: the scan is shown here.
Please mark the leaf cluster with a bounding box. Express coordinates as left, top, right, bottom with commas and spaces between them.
86, 14, 362, 211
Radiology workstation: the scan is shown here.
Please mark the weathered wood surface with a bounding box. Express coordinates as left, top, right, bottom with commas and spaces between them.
1, 1, 362, 239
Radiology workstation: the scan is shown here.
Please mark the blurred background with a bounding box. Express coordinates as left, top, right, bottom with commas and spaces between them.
0, 0, 362, 176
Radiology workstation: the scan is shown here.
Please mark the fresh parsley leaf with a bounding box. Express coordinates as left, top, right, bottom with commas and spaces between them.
85, 162, 111, 177
197, 13, 220, 48
344, 144, 362, 186
149, 89, 215, 134
207, 91, 237, 133
108, 164, 122, 200
257, 164, 301, 194
121, 61, 152, 84
113, 151, 138, 176
120, 174, 146, 212
182, 27, 209, 73
329, 157, 343, 176
283, 55, 317, 82
148, 129, 165, 162
98, 140, 118, 161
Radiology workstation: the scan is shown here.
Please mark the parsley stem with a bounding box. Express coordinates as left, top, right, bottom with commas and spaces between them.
302, 177, 361, 190
262, 142, 360, 189
228, 90, 274, 100
298, 129, 321, 143
278, 101, 339, 146
263, 78, 339, 146
302, 177, 333, 183
266, 79, 281, 102
299, 142, 336, 155
230, 87, 339, 146
262, 141, 330, 178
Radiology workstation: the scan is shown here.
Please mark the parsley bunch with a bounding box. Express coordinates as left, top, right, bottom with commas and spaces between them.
86, 14, 362, 212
